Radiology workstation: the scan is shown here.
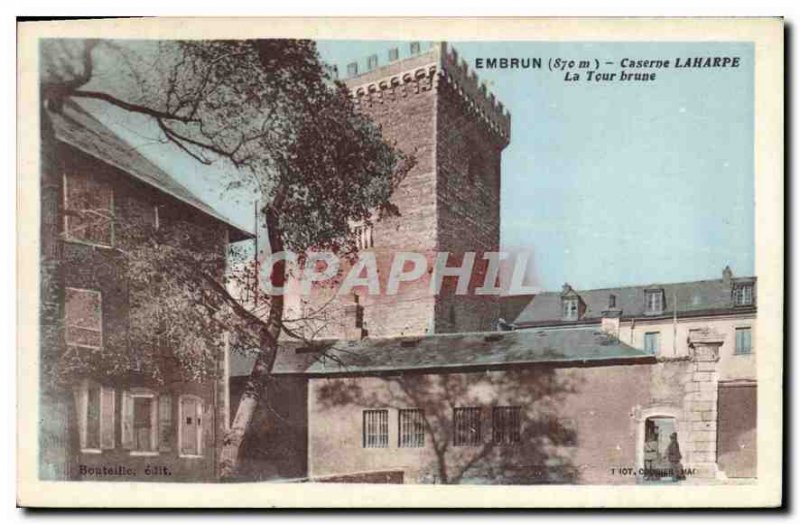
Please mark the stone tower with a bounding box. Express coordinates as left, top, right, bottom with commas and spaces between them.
297, 42, 511, 338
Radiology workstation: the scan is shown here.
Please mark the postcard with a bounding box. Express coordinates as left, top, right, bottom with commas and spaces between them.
17, 17, 783, 508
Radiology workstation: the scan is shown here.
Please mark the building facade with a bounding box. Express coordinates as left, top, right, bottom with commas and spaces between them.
230, 43, 757, 484
501, 267, 758, 479
285, 42, 510, 339
39, 100, 251, 481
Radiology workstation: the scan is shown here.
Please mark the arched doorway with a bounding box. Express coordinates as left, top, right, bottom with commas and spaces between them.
643, 416, 679, 481
634, 406, 685, 483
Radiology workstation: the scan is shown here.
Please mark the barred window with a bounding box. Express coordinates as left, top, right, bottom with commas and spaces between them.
492, 406, 521, 446
353, 224, 374, 250
453, 407, 482, 446
398, 409, 425, 448
362, 409, 388, 448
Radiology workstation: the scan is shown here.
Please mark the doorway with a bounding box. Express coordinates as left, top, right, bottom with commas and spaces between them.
644, 416, 677, 481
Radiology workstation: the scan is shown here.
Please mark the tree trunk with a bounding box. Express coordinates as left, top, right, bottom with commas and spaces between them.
219, 205, 284, 480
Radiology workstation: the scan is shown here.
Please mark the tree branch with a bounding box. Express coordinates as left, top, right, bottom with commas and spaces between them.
71, 89, 198, 123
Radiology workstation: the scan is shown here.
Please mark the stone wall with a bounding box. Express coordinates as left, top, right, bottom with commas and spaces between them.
307, 363, 653, 485
632, 329, 726, 481
433, 71, 505, 333
684, 329, 724, 478
295, 45, 510, 339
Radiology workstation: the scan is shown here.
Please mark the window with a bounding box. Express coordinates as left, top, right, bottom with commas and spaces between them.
121, 390, 158, 455
362, 409, 388, 448
644, 332, 660, 355
63, 172, 114, 247
492, 406, 521, 446
608, 294, 617, 309
75, 381, 114, 452
453, 407, 482, 446
733, 284, 754, 306
179, 395, 204, 457
353, 224, 373, 250
735, 327, 752, 355
398, 409, 425, 448
65, 288, 102, 348
562, 298, 579, 321
645, 289, 665, 315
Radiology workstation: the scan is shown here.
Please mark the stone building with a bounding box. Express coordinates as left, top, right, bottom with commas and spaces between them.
230, 42, 756, 484
284, 41, 510, 339
39, 100, 251, 481
501, 267, 757, 479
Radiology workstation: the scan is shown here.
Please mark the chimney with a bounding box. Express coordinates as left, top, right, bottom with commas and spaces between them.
409, 41, 421, 55
722, 265, 733, 283
388, 47, 399, 62
344, 294, 366, 340
601, 293, 622, 337
346, 61, 359, 77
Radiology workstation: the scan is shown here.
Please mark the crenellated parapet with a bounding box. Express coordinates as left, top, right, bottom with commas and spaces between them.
436, 42, 511, 145
344, 42, 511, 146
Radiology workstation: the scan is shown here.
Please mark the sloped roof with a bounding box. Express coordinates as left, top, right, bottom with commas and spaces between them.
49, 100, 253, 241
229, 327, 653, 378
507, 275, 756, 326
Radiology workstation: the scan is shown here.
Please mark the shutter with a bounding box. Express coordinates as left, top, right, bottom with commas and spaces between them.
73, 383, 87, 449
200, 400, 210, 456
100, 387, 115, 449
121, 391, 133, 449
158, 394, 172, 452
150, 396, 159, 452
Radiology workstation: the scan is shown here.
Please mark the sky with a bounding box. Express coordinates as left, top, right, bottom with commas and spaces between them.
86, 40, 754, 292
317, 40, 755, 290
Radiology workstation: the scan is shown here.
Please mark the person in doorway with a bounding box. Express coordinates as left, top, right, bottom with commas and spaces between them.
667, 432, 685, 481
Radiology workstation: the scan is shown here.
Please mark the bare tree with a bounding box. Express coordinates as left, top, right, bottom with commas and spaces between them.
40, 38, 412, 478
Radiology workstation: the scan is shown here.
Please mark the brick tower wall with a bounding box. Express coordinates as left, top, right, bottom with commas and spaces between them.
333, 55, 441, 338
433, 74, 504, 333
295, 44, 510, 339
290, 52, 444, 338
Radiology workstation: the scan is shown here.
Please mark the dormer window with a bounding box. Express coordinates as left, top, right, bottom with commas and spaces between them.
733, 282, 754, 306
562, 297, 579, 321
560, 283, 582, 321
644, 289, 665, 315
